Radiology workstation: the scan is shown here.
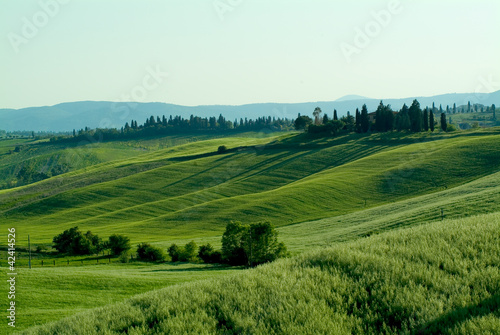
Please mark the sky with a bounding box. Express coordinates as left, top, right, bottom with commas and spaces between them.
1, 0, 499, 109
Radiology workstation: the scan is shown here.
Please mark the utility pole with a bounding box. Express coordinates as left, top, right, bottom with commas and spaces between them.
28, 234, 32, 269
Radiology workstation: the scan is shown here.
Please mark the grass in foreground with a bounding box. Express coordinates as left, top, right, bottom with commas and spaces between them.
21, 212, 500, 334
0, 263, 240, 333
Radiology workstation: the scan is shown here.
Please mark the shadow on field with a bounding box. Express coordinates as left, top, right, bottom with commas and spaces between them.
414, 294, 500, 334
149, 264, 243, 273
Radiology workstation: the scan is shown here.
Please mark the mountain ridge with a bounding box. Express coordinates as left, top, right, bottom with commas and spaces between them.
1, 91, 499, 131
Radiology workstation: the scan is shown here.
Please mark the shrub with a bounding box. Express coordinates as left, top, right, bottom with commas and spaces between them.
119, 250, 132, 263
447, 124, 457, 132
182, 241, 198, 262
168, 244, 181, 262
218, 145, 227, 153
198, 244, 214, 263
137, 243, 166, 262
198, 244, 222, 264
168, 242, 199, 262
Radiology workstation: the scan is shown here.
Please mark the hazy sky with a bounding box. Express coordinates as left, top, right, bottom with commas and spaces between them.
1, 0, 499, 109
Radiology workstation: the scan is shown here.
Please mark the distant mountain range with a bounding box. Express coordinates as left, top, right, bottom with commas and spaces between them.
1, 91, 499, 131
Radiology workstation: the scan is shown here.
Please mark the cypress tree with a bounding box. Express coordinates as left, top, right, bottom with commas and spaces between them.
360, 104, 369, 133
397, 104, 411, 131
355, 108, 361, 133
322, 114, 329, 124
333, 109, 338, 121
440, 113, 447, 131
375, 101, 385, 132
409, 99, 423, 132
429, 111, 435, 132
423, 109, 429, 131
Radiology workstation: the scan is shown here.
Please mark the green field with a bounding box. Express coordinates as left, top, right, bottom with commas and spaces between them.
19, 212, 500, 334
1, 128, 500, 333
449, 110, 499, 128
0, 132, 276, 190
2, 129, 500, 247
0, 262, 240, 333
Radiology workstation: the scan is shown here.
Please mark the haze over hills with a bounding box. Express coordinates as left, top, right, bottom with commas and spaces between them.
335, 94, 371, 102
1, 91, 499, 132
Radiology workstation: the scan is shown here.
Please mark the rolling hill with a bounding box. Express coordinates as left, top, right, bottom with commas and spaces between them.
1, 128, 500, 333
20, 212, 500, 334
1, 129, 499, 249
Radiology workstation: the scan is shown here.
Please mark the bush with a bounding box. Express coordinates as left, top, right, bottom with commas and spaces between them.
137, 243, 166, 262
119, 250, 132, 263
168, 244, 181, 262
218, 145, 227, 153
168, 242, 198, 262
198, 244, 223, 264
182, 241, 198, 262
108, 234, 131, 256
447, 124, 457, 132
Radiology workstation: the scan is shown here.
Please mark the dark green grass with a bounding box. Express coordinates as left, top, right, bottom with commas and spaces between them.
19, 212, 500, 334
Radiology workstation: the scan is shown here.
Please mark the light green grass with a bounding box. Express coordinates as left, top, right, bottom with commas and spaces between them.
1, 130, 499, 333
449, 111, 498, 128
0, 132, 274, 190
0, 262, 241, 333
2, 131, 499, 247
19, 212, 500, 334
279, 168, 500, 253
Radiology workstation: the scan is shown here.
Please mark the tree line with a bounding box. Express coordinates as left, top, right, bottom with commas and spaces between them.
50, 114, 293, 144
50, 222, 288, 267
295, 100, 497, 135
168, 221, 289, 267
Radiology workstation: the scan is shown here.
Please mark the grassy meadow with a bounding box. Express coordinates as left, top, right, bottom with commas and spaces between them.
19, 212, 500, 334
0, 262, 240, 333
0, 128, 499, 333
2, 129, 500, 247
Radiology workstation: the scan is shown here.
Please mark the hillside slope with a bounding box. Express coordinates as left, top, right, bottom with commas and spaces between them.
1, 131, 500, 246
21, 212, 500, 334
279, 169, 500, 252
